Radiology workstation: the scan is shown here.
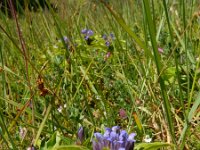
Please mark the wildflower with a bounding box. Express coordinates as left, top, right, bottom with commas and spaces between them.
63, 36, 68, 43
27, 145, 35, 150
92, 126, 136, 150
64, 103, 67, 108
105, 41, 111, 47
104, 51, 111, 61
102, 33, 114, 52
81, 29, 94, 40
87, 30, 94, 36
126, 133, 136, 149
81, 29, 88, 34
144, 135, 152, 143
57, 105, 63, 113
158, 47, 163, 53
119, 109, 127, 119
110, 33, 115, 40
78, 126, 84, 143
19, 126, 27, 140
102, 34, 107, 40
58, 36, 73, 51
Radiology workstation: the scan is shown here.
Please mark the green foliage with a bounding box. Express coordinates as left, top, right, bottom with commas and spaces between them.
40, 132, 61, 150
135, 142, 174, 150
54, 146, 89, 150
0, 0, 199, 149
39, 132, 89, 150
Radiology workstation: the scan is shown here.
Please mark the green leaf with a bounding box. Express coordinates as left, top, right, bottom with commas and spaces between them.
35, 105, 52, 147
178, 91, 200, 144
162, 67, 176, 84
46, 132, 59, 148
53, 145, 90, 150
135, 142, 174, 150
40, 132, 61, 150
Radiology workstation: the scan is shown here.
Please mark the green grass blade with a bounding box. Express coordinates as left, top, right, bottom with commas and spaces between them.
54, 145, 89, 150
178, 91, 200, 149
142, 0, 176, 144
0, 112, 17, 149
34, 104, 52, 146
161, 0, 189, 115
135, 142, 174, 150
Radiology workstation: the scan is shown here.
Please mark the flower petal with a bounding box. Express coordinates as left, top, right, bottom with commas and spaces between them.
104, 127, 111, 138
119, 130, 128, 141
81, 29, 87, 34
94, 132, 104, 141
112, 126, 120, 133
87, 30, 94, 36
128, 133, 136, 142
102, 34, 107, 40
77, 126, 84, 143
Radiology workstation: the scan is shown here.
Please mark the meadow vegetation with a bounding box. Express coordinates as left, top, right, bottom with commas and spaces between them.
0, 0, 199, 149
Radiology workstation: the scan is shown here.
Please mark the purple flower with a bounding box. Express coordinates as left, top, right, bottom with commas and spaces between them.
59, 36, 73, 50
63, 36, 68, 43
128, 133, 136, 142
78, 127, 84, 143
81, 29, 94, 40
81, 29, 88, 34
94, 132, 104, 141
119, 130, 128, 141
104, 127, 112, 138
87, 30, 94, 36
102, 34, 107, 40
112, 126, 120, 133
126, 133, 136, 150
105, 41, 111, 47
110, 33, 115, 39
92, 126, 136, 150
102, 33, 115, 47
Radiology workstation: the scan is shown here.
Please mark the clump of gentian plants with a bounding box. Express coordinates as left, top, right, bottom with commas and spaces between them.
81, 28, 95, 45
78, 126, 136, 150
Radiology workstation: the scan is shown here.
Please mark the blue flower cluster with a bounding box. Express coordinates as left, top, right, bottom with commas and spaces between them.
102, 33, 115, 47
81, 29, 94, 40
92, 126, 136, 150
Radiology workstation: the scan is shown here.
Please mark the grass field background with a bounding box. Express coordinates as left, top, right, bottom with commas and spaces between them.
0, 0, 199, 149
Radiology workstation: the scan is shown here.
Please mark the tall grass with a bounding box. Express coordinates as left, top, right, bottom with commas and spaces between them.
0, 0, 199, 149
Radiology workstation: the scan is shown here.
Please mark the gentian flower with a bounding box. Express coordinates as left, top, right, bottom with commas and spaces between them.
81, 29, 94, 40
81, 29, 88, 34
78, 126, 84, 143
102, 33, 115, 47
110, 33, 115, 40
92, 126, 136, 150
58, 36, 73, 50
105, 41, 111, 47
63, 36, 68, 43
102, 34, 107, 40
104, 127, 112, 138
